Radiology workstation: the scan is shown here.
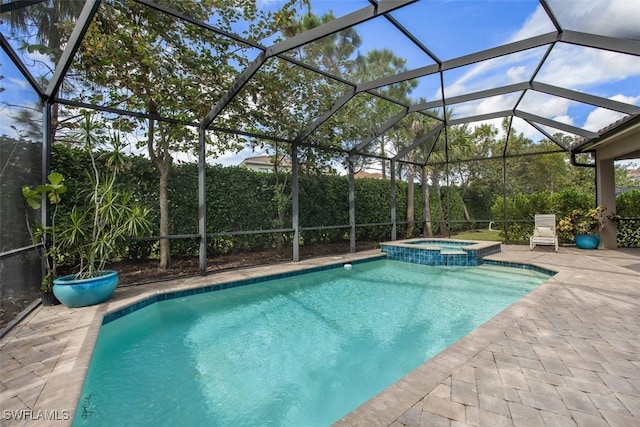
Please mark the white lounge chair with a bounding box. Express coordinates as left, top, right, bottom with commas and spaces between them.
530, 214, 558, 252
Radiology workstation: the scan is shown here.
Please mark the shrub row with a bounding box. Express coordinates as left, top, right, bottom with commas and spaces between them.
53, 146, 639, 259
52, 146, 470, 260
491, 188, 640, 247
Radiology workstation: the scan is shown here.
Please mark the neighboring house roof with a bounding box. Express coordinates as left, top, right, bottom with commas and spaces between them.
239, 155, 271, 167
354, 170, 384, 179
239, 155, 290, 172
629, 168, 640, 181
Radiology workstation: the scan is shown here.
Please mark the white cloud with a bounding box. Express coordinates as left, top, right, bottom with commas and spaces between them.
452, 93, 520, 119
537, 44, 640, 89
546, 0, 640, 39
5, 77, 30, 91
508, 5, 556, 40
552, 114, 574, 126
506, 66, 527, 83
518, 91, 572, 119
582, 94, 640, 131
441, 47, 544, 97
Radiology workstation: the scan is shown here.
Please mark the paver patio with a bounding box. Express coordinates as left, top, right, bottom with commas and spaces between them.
1, 245, 639, 426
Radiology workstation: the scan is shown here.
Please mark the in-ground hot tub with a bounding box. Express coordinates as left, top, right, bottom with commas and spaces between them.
380, 238, 501, 266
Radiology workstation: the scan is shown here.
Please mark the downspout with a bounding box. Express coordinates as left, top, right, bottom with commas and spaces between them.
569, 150, 597, 205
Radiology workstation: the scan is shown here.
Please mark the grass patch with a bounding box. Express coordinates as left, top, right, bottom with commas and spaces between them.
450, 229, 503, 241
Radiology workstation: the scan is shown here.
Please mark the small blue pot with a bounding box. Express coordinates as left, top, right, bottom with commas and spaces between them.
53, 270, 118, 307
575, 234, 600, 250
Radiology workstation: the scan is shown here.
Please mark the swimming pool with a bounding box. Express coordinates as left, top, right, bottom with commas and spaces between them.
74, 259, 551, 426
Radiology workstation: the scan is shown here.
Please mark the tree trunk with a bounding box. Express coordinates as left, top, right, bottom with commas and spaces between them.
422, 168, 433, 237
273, 150, 289, 256
406, 165, 414, 237
158, 165, 171, 269
147, 118, 172, 269
432, 169, 448, 236
380, 137, 386, 179
462, 202, 472, 230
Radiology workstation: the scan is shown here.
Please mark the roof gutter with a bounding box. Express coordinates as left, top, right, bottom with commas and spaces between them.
570, 151, 595, 168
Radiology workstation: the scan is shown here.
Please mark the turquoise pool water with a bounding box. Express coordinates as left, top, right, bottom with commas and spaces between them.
74, 259, 550, 426
407, 239, 471, 254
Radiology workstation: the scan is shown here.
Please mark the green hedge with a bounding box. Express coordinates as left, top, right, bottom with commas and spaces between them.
53, 146, 640, 254
615, 189, 640, 247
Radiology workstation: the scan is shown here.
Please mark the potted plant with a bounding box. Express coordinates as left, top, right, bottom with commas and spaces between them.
22, 172, 67, 306
24, 112, 152, 307
558, 206, 607, 249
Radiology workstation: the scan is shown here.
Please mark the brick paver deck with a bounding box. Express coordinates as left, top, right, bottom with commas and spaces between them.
1, 246, 639, 426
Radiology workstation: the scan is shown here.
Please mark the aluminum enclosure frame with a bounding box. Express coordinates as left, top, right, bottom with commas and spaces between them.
2, 0, 639, 274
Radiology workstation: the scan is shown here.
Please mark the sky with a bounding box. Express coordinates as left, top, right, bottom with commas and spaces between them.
1, 0, 639, 168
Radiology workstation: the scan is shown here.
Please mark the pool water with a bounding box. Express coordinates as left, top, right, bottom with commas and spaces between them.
408, 240, 470, 254
74, 259, 550, 426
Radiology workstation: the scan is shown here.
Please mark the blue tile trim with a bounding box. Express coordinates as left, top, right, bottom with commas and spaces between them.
482, 259, 556, 276
381, 243, 502, 267
102, 255, 387, 325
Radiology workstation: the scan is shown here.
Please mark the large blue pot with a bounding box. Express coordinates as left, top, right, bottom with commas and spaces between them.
575, 234, 600, 250
53, 270, 118, 307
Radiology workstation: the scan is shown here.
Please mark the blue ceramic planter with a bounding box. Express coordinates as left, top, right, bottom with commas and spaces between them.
53, 270, 118, 307
575, 234, 600, 250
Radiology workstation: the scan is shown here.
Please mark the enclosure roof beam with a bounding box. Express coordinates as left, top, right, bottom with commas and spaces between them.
524, 119, 568, 151
412, 82, 530, 111
531, 82, 640, 115
539, 0, 563, 33
266, 0, 417, 140
202, 0, 415, 130
381, 12, 441, 64
352, 109, 409, 154
266, 0, 417, 57
515, 110, 599, 138
138, 0, 362, 96
427, 148, 566, 166
293, 87, 356, 144
0, 0, 44, 13
135, 0, 264, 50
201, 51, 267, 129
443, 32, 559, 71
57, 98, 201, 127
45, 0, 101, 99
394, 123, 444, 161
357, 64, 440, 94
448, 110, 514, 126
356, 32, 557, 93
56, 97, 294, 144
138, 0, 415, 114
559, 30, 640, 56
